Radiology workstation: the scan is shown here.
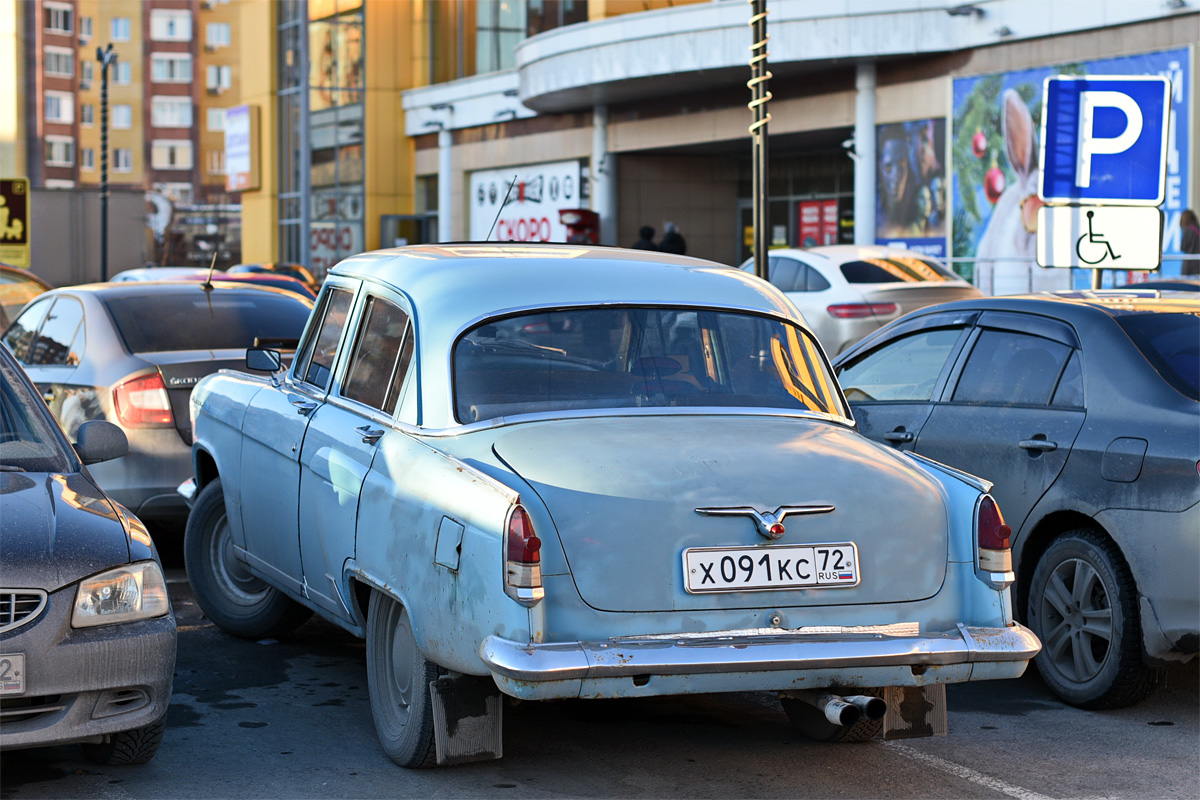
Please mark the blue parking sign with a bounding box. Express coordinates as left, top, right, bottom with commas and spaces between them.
1039, 75, 1170, 205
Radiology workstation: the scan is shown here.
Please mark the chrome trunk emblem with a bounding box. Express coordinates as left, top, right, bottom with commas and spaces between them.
694, 505, 835, 540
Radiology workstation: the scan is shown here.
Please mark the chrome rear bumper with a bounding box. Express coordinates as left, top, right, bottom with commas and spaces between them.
480, 623, 1039, 698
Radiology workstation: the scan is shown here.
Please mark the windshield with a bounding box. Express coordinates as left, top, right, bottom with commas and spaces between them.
454, 307, 849, 423
1114, 311, 1200, 400
103, 290, 313, 353
0, 352, 73, 473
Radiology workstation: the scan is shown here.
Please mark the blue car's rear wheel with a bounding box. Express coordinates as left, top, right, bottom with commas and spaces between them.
1027, 530, 1161, 709
366, 591, 442, 768
184, 478, 311, 639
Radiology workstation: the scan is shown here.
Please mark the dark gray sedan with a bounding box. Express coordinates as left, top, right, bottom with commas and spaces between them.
833, 291, 1199, 709
1, 281, 313, 525
0, 344, 175, 763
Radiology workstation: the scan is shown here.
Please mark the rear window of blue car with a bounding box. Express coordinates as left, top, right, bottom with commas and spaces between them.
454, 307, 850, 424
1114, 312, 1200, 400
103, 290, 313, 353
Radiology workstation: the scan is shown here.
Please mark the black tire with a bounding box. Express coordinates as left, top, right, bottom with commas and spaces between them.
184, 478, 312, 639
779, 688, 884, 743
1026, 529, 1161, 709
365, 591, 442, 768
82, 719, 165, 765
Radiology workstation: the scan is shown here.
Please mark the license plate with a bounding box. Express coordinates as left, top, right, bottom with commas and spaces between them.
0, 654, 25, 695
683, 543, 859, 593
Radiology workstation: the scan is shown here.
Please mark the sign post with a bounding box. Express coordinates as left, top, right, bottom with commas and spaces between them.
1036, 75, 1171, 287
0, 178, 30, 268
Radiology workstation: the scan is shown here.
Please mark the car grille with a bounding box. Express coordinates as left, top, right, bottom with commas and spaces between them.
0, 590, 48, 634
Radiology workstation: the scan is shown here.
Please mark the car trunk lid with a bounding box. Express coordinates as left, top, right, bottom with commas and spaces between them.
860, 283, 981, 318
491, 415, 950, 613
135, 350, 248, 445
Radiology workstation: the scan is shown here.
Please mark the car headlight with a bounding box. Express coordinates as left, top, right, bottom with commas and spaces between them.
72, 561, 171, 628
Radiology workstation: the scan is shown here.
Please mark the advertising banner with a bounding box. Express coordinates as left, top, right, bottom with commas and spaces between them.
0, 178, 30, 267
224, 105, 260, 193
952, 48, 1191, 289
469, 161, 582, 242
875, 119, 948, 257
799, 199, 839, 247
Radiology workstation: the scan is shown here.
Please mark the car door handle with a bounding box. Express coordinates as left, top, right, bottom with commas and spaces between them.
290, 398, 318, 416
1019, 439, 1058, 452
883, 430, 914, 444
356, 425, 384, 444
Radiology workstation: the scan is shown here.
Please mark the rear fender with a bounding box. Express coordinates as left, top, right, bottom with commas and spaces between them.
352, 434, 546, 675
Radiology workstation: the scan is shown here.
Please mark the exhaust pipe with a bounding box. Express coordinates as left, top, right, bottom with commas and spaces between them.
845, 694, 887, 722
785, 690, 888, 727
815, 693, 862, 727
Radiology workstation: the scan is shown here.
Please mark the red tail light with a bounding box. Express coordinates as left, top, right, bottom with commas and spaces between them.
976, 494, 1013, 583
113, 373, 173, 427
504, 505, 544, 606
827, 303, 898, 319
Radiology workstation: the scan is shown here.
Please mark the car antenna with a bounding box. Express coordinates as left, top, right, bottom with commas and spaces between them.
485, 174, 518, 241
202, 250, 218, 292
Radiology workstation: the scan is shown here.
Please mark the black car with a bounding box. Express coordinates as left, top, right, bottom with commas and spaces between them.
833, 291, 1199, 709
0, 344, 176, 763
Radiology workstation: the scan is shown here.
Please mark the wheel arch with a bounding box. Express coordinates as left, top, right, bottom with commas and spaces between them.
192, 445, 219, 492
1015, 509, 1123, 620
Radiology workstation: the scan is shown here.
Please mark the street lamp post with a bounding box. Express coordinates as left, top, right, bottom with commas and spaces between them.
96, 44, 118, 281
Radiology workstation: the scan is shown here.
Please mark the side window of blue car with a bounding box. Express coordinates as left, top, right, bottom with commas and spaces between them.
295, 287, 354, 391
341, 295, 413, 414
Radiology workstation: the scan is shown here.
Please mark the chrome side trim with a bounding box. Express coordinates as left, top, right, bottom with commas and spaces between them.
479, 623, 1040, 683
903, 450, 994, 494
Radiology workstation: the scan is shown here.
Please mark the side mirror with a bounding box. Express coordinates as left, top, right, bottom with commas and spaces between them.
75, 420, 129, 465
246, 347, 283, 373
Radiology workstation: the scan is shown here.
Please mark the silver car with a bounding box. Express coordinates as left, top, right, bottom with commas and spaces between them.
1, 281, 313, 524
739, 246, 982, 355
183, 244, 1038, 768
0, 344, 175, 763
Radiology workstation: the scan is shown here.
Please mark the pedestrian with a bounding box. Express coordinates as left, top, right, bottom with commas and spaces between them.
631, 225, 658, 250
1181, 209, 1199, 276
659, 222, 687, 255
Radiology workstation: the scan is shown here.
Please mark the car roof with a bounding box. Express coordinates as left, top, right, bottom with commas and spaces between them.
332, 244, 796, 325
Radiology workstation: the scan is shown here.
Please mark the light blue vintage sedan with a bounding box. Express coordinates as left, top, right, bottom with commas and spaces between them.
181, 244, 1038, 768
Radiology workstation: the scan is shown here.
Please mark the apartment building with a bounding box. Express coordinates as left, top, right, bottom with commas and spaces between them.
15, 0, 234, 206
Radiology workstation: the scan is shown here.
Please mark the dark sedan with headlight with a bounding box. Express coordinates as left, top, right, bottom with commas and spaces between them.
0, 344, 175, 763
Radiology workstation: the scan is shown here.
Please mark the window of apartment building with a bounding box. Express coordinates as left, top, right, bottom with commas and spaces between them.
111, 17, 131, 42
207, 22, 231, 48
44, 91, 74, 124
526, 0, 587, 37
206, 65, 232, 92
115, 62, 132, 85
79, 15, 92, 39
152, 54, 192, 83
207, 107, 226, 131
81, 103, 94, 125
45, 136, 75, 166
150, 10, 192, 42
81, 147, 95, 170
151, 140, 193, 170
113, 104, 132, 129
44, 2, 72, 34
80, 59, 93, 88
114, 148, 133, 172
207, 149, 225, 175
476, 1, 524, 74
152, 96, 193, 128
44, 46, 74, 78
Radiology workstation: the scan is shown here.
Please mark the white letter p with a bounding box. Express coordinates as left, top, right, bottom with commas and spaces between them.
1076, 90, 1143, 188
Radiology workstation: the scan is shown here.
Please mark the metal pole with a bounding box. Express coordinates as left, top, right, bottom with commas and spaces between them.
96, 44, 117, 281
748, 0, 771, 280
